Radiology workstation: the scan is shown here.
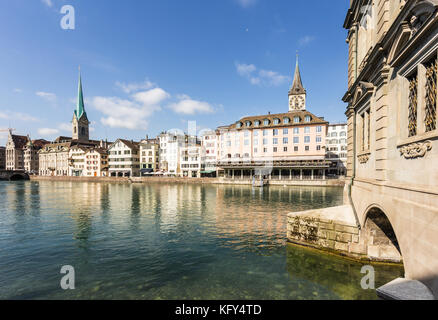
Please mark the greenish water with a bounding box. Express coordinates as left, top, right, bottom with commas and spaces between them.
0, 181, 403, 300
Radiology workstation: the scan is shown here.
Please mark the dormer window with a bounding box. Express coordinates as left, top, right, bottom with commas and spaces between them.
294, 116, 300, 123
236, 122, 242, 128
284, 117, 290, 124
263, 119, 270, 126
305, 115, 311, 122
245, 121, 252, 127
273, 118, 280, 125
254, 120, 260, 127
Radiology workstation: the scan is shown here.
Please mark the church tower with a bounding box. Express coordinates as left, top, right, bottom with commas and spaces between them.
288, 55, 306, 112
72, 69, 90, 141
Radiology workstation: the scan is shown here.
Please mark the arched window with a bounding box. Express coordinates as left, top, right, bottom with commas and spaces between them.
236, 122, 242, 128
245, 121, 251, 127
254, 120, 260, 127
263, 119, 270, 126
273, 118, 280, 125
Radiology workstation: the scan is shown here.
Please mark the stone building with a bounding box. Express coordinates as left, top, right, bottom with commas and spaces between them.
326, 123, 348, 175
23, 138, 49, 174
217, 59, 332, 181
0, 146, 5, 170
5, 130, 28, 170
108, 139, 140, 177
342, 0, 438, 298
83, 148, 109, 177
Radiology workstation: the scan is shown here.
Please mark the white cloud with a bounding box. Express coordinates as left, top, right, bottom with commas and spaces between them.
236, 63, 256, 77
235, 62, 290, 87
36, 91, 57, 102
0, 111, 38, 122
115, 80, 155, 94
236, 0, 257, 8
38, 128, 59, 136
14, 88, 23, 93
91, 86, 170, 130
169, 96, 214, 115
41, 0, 53, 7
57, 123, 72, 132
298, 35, 315, 47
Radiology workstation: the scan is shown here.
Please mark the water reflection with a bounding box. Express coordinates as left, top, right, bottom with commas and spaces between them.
0, 181, 402, 300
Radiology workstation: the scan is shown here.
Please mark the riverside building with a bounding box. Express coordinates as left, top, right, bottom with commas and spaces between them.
217, 59, 332, 181
326, 123, 348, 176
39, 71, 104, 176
108, 139, 140, 177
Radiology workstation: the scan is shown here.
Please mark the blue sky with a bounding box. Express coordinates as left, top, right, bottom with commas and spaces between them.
0, 0, 350, 145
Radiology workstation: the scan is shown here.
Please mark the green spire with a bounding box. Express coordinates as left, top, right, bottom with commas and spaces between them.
75, 67, 86, 119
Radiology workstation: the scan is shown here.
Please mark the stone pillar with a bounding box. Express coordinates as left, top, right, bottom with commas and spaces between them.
279, 170, 282, 181
241, 170, 244, 180
323, 169, 326, 180
311, 169, 314, 180
289, 169, 292, 180
300, 169, 303, 180
232, 169, 234, 179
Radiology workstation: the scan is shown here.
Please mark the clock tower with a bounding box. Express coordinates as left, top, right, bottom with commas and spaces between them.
288, 55, 306, 112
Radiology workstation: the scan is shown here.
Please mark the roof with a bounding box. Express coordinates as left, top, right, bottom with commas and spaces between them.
31, 139, 50, 148
10, 134, 29, 149
223, 110, 328, 130
289, 56, 306, 96
87, 147, 108, 155
74, 71, 87, 120
110, 139, 140, 150
54, 136, 72, 143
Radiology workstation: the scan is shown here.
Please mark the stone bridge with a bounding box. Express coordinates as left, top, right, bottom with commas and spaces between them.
0, 170, 30, 181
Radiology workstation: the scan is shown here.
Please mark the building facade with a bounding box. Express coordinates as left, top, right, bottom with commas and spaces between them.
83, 148, 108, 177
5, 130, 28, 171
0, 146, 5, 170
200, 130, 219, 176
23, 138, 49, 174
343, 0, 438, 297
326, 123, 348, 175
140, 138, 160, 175
158, 132, 186, 175
180, 144, 202, 178
108, 139, 140, 177
217, 59, 331, 181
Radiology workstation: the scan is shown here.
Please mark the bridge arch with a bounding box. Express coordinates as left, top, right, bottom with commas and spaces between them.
8, 173, 29, 181
361, 205, 403, 264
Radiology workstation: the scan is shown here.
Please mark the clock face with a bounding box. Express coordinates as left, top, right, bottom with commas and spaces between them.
289, 95, 304, 110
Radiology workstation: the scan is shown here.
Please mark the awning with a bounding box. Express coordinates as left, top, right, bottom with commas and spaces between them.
201, 170, 216, 174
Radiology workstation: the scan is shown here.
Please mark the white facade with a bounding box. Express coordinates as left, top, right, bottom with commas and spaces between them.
108, 139, 140, 177
200, 131, 218, 174
180, 145, 202, 177
326, 123, 347, 175
158, 133, 186, 175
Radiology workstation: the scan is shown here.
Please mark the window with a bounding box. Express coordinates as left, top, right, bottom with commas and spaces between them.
263, 119, 270, 126
273, 118, 280, 125
245, 121, 252, 127
254, 120, 260, 127
304, 136, 310, 143
244, 140, 249, 146
294, 116, 300, 123
254, 139, 258, 145
331, 132, 338, 137
293, 127, 299, 134
293, 137, 299, 144
263, 138, 268, 145
316, 126, 322, 133
408, 72, 418, 137
316, 136, 322, 143
263, 130, 268, 136
305, 115, 311, 122
294, 146, 298, 152
244, 131, 249, 137
283, 128, 288, 135
273, 129, 278, 136
425, 57, 437, 132
284, 117, 290, 124
254, 130, 259, 137
263, 148, 268, 153
236, 122, 242, 128
304, 127, 310, 133
254, 148, 258, 153
283, 137, 288, 144
305, 146, 310, 151
273, 138, 278, 145
317, 145, 321, 151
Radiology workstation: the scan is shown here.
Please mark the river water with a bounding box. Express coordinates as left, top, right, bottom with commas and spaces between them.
0, 181, 403, 300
